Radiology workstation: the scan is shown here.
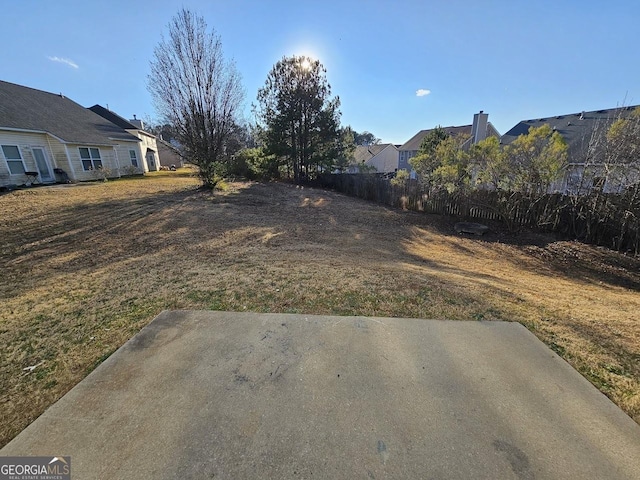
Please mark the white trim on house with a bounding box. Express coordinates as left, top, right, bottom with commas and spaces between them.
0, 127, 67, 144
45, 136, 58, 169
348, 144, 400, 174
135, 130, 156, 140
63, 144, 77, 177
1, 144, 28, 175
365, 144, 399, 173
145, 149, 157, 171
0, 127, 120, 149
113, 145, 122, 177
108, 137, 139, 144
71, 142, 115, 147
0, 131, 85, 187
129, 149, 139, 168
78, 147, 103, 171
31, 146, 55, 183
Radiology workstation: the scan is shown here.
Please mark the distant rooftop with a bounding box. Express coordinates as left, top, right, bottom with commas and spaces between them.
353, 143, 395, 163
501, 105, 640, 160
399, 125, 473, 152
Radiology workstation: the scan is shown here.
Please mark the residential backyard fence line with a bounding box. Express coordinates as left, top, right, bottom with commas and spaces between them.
314, 174, 640, 255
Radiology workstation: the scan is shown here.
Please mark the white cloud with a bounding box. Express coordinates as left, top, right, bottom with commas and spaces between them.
416, 89, 431, 97
47, 56, 79, 69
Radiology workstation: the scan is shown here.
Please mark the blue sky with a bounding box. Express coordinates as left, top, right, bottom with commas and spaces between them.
2, 0, 639, 144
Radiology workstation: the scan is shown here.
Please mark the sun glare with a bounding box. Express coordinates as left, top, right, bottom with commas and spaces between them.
290, 42, 324, 69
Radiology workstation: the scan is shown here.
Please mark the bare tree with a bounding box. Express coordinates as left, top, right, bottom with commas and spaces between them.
148, 8, 244, 188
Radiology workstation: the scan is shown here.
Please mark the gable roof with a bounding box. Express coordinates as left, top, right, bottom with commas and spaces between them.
88, 104, 139, 130
399, 125, 473, 152
353, 143, 395, 163
0, 80, 139, 145
89, 104, 157, 140
500, 105, 640, 161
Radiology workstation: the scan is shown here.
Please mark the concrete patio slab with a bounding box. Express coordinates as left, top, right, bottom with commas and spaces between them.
2, 311, 639, 479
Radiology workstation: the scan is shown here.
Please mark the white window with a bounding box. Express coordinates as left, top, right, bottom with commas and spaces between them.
1, 145, 26, 175
79, 147, 102, 171
129, 150, 138, 167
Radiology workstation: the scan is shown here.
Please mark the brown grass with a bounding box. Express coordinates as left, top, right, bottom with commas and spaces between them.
1, 173, 639, 447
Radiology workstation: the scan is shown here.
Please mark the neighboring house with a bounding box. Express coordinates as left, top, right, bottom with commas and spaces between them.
0, 80, 141, 188
347, 143, 399, 173
398, 111, 501, 171
157, 137, 183, 168
501, 105, 640, 194
89, 105, 160, 173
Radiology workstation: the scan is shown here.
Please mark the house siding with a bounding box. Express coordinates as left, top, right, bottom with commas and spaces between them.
158, 141, 183, 168
366, 145, 399, 173
555, 163, 640, 195
66, 144, 119, 182
0, 132, 144, 186
398, 150, 418, 171
48, 139, 73, 178
0, 131, 59, 187
127, 130, 159, 172
114, 142, 142, 175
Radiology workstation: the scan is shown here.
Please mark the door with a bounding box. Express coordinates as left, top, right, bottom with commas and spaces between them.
32, 147, 53, 182
146, 150, 156, 171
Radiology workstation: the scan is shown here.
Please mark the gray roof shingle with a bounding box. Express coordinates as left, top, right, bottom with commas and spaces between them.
500, 106, 640, 161
88, 104, 139, 131
0, 80, 139, 145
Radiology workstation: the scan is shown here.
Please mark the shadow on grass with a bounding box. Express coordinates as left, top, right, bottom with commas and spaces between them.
3, 180, 637, 300
391, 203, 640, 292
2, 179, 639, 448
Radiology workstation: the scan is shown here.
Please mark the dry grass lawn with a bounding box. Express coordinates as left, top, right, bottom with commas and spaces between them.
1, 172, 639, 447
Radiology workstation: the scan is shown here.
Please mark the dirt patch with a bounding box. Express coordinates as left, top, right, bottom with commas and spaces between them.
1, 175, 638, 446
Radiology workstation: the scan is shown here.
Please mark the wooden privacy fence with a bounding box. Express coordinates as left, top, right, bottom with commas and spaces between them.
314, 174, 640, 255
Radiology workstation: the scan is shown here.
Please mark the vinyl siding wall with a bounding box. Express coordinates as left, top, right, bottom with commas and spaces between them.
365, 146, 399, 173
158, 142, 183, 168
555, 164, 640, 195
0, 131, 147, 186
48, 140, 73, 178
141, 134, 159, 172
114, 142, 143, 175
65, 144, 118, 182
127, 130, 159, 172
0, 131, 59, 187
398, 150, 418, 171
